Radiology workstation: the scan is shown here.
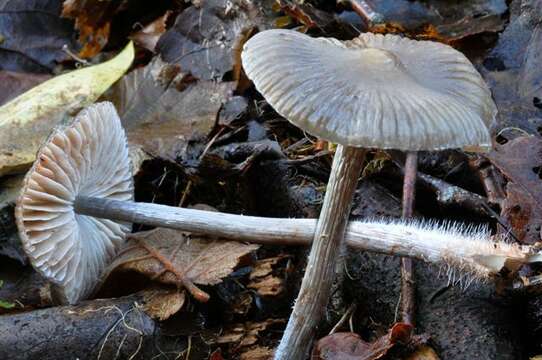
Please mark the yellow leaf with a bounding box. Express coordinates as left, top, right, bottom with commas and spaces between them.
0, 42, 134, 176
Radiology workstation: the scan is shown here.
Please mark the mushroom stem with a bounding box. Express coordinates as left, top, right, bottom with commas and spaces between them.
275, 145, 367, 359
73, 196, 533, 279
400, 151, 418, 327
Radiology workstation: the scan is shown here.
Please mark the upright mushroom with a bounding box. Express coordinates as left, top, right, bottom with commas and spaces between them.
241, 29, 496, 359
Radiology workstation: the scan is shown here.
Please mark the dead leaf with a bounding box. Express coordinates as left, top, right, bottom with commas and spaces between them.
366, 0, 507, 41
105, 228, 259, 302
107, 57, 234, 162
0, 1, 78, 72
156, 0, 271, 81
216, 319, 284, 348
249, 256, 288, 279
248, 276, 284, 297
0, 71, 51, 106
209, 349, 225, 360
0, 42, 134, 176
239, 346, 275, 360
61, 0, 122, 57
487, 136, 542, 244
229, 292, 253, 316
312, 323, 413, 360
0, 175, 26, 262
406, 345, 440, 360
248, 256, 288, 297
141, 288, 186, 321
130, 11, 172, 52
482, 2, 542, 133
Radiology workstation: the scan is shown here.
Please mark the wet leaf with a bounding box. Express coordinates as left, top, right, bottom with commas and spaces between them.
487, 136, 542, 244
156, 0, 272, 81
0, 71, 51, 106
130, 11, 172, 53
0, 42, 134, 176
141, 288, 186, 321
367, 0, 507, 41
248, 255, 287, 297
312, 323, 413, 360
0, 175, 25, 262
108, 57, 234, 162
61, 0, 122, 57
482, 1, 542, 133
0, 299, 15, 310
216, 319, 284, 348
106, 228, 259, 302
239, 346, 275, 360
0, 1, 78, 72
406, 345, 440, 360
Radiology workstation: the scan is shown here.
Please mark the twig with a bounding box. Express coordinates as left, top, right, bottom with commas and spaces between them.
329, 303, 357, 334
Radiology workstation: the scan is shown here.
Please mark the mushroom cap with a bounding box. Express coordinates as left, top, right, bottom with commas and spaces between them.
241, 29, 497, 151
15, 102, 133, 304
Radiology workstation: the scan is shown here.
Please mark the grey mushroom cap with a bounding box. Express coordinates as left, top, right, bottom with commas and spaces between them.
15, 102, 133, 304
241, 29, 497, 151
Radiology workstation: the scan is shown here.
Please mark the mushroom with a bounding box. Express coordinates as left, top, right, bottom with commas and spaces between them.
16, 102, 133, 304
241, 29, 496, 358
16, 101, 533, 304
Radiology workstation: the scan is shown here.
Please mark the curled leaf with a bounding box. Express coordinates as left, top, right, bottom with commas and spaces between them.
0, 42, 134, 176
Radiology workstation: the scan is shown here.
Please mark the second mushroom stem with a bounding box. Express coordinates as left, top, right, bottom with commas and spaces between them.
401, 151, 418, 326
274, 145, 366, 360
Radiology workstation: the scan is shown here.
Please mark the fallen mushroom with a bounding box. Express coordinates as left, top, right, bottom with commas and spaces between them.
241, 29, 496, 358
16, 102, 537, 306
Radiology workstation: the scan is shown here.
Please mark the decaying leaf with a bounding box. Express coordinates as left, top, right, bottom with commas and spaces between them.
0, 175, 25, 262
216, 319, 284, 348
406, 345, 440, 360
247, 255, 288, 297
141, 288, 186, 321
0, 42, 134, 176
106, 228, 259, 302
156, 0, 271, 81
487, 136, 542, 244
0, 1, 78, 72
239, 346, 275, 360
130, 11, 172, 53
482, 1, 542, 132
108, 57, 234, 162
61, 0, 122, 57
367, 0, 507, 41
312, 323, 413, 360
0, 71, 51, 105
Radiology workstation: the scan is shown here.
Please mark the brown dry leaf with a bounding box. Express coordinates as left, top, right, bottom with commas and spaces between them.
239, 346, 274, 360
312, 323, 413, 360
248, 275, 284, 297
248, 255, 287, 297
61, 0, 122, 57
249, 256, 287, 279
216, 319, 284, 348
130, 11, 172, 52
107, 57, 234, 162
229, 292, 253, 316
141, 288, 186, 321
487, 136, 542, 244
406, 345, 440, 360
106, 228, 259, 302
